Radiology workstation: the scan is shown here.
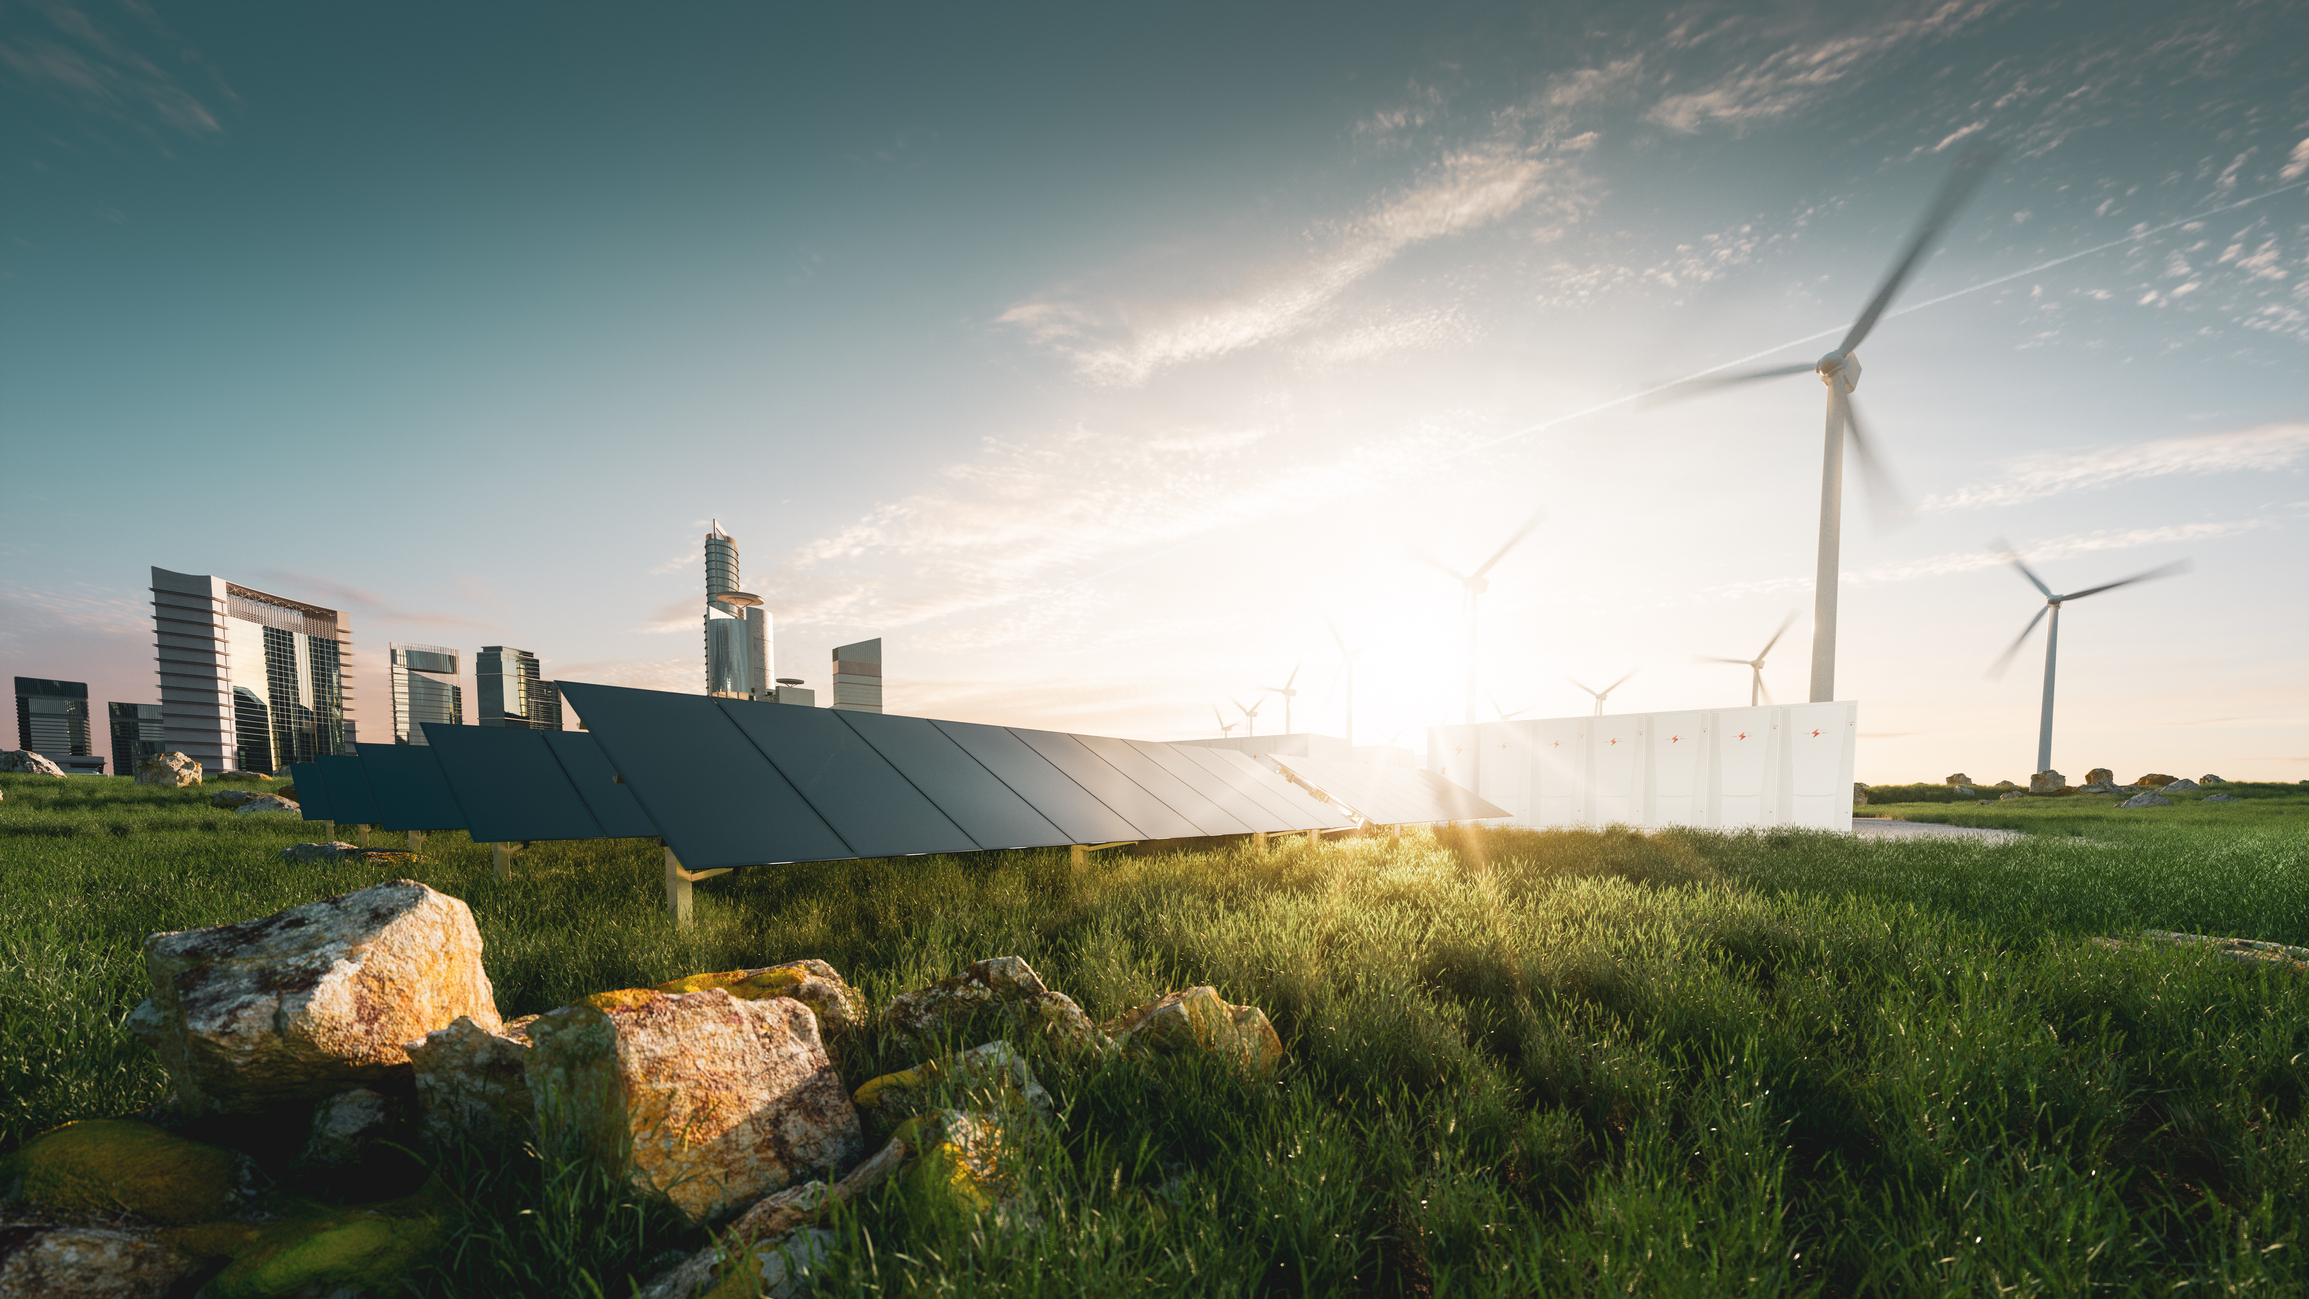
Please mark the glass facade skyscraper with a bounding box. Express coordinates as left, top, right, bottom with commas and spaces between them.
109, 702, 166, 776
15, 677, 91, 757
391, 644, 463, 745
477, 646, 561, 730
151, 569, 353, 773
830, 638, 883, 713
703, 522, 771, 700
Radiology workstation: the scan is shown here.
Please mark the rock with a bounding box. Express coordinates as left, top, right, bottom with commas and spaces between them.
0, 1222, 198, 1298
885, 957, 1100, 1051
300, 1088, 398, 1168
194, 1184, 447, 1299
526, 988, 861, 1223
274, 784, 297, 800
892, 1110, 1011, 1216
126, 880, 501, 1117
1943, 772, 1971, 786
2028, 769, 2065, 795
1, 1119, 247, 1224
2161, 778, 2199, 792
853, 1041, 1052, 1119
1104, 987, 1284, 1080
1999, 791, 2027, 801
2084, 768, 2115, 787
636, 1136, 912, 1299
654, 960, 863, 1036
234, 795, 300, 816
1952, 785, 1975, 796
135, 753, 201, 787
405, 1014, 537, 1151
2206, 793, 2237, 803
209, 770, 273, 782
2198, 774, 2224, 785
2118, 791, 2172, 809
1993, 781, 2017, 790
209, 789, 263, 809
2134, 772, 2176, 788
0, 750, 65, 777
1852, 783, 1868, 805
280, 842, 359, 862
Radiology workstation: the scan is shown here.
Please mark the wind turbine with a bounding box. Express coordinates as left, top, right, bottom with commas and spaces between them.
1233, 695, 1265, 738
1212, 706, 1239, 740
1262, 662, 1303, 735
1414, 507, 1548, 726
1698, 613, 1796, 707
1324, 615, 1368, 746
1568, 669, 1637, 717
1491, 697, 1538, 721
1987, 542, 2188, 774
1673, 151, 1995, 704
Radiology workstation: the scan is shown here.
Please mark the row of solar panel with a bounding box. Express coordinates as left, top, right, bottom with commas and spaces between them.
1271, 755, 1506, 827
284, 727, 656, 843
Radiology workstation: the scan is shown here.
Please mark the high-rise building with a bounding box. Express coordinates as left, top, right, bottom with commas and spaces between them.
151, 568, 353, 773
109, 702, 166, 775
390, 644, 462, 744
830, 638, 882, 713
477, 646, 561, 730
703, 521, 771, 699
15, 677, 91, 757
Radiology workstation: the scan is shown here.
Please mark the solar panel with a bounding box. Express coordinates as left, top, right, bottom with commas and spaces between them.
358, 744, 468, 832
425, 725, 606, 844
1126, 740, 1277, 832
717, 698, 976, 859
832, 711, 1066, 850
928, 720, 1141, 845
1007, 728, 1203, 840
558, 682, 851, 869
1270, 756, 1509, 825
1165, 743, 1356, 833
319, 755, 383, 825
539, 731, 658, 838
284, 762, 335, 823
1073, 734, 1250, 837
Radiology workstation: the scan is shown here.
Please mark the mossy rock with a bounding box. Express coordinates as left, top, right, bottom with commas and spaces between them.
891, 1111, 1006, 1216
197, 1183, 447, 1298
3, 1118, 244, 1224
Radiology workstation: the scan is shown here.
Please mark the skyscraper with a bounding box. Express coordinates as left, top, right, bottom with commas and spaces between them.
477, 646, 562, 730
15, 677, 91, 757
152, 568, 353, 773
703, 521, 771, 699
109, 702, 167, 776
830, 638, 882, 713
390, 644, 463, 744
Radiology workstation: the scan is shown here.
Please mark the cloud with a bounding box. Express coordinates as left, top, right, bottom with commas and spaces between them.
0, 0, 236, 151
244, 569, 499, 631
550, 657, 700, 696
1690, 519, 2259, 603
1645, 2, 1997, 134
1294, 307, 1477, 367
0, 581, 149, 642
2284, 138, 2309, 182
1922, 423, 2309, 511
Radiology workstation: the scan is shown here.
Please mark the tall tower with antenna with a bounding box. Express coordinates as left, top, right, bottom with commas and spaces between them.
703, 520, 770, 699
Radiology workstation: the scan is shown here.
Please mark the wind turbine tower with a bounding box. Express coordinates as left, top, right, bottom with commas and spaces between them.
1417, 508, 1547, 726
1989, 543, 2187, 773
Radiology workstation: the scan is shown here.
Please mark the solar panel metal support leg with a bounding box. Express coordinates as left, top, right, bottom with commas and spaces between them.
408, 830, 425, 853
322, 821, 334, 840
358, 824, 370, 849
665, 847, 692, 928
1306, 828, 1319, 847
1253, 831, 1268, 854
493, 842, 518, 880
1070, 844, 1085, 869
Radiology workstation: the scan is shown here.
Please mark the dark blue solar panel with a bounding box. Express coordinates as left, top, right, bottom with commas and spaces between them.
540, 731, 660, 839
1073, 734, 1249, 837
319, 755, 383, 825
426, 725, 605, 844
929, 720, 1140, 844
833, 712, 1067, 850
284, 763, 334, 822
717, 699, 976, 859
1008, 728, 1202, 840
358, 744, 468, 832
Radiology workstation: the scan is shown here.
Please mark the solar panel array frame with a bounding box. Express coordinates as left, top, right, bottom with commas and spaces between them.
1269, 755, 1508, 825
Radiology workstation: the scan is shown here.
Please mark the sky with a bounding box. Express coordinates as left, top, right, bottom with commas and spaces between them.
3, 0, 2305, 784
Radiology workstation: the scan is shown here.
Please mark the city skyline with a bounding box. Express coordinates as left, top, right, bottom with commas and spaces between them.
2, 2, 2304, 781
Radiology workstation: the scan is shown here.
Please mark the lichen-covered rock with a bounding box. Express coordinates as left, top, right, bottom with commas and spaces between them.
1999, 791, 2027, 801
637, 1136, 912, 1299
1851, 783, 1868, 805
1, 1119, 247, 1224
0, 750, 65, 777
405, 1014, 537, 1150
234, 795, 300, 816
853, 1041, 1051, 1119
885, 957, 1099, 1051
135, 752, 201, 787
2084, 767, 2115, 787
2118, 790, 2172, 808
655, 960, 863, 1035
209, 770, 273, 783
194, 1184, 447, 1299
891, 1110, 1010, 1216
210, 788, 263, 809
2027, 769, 2065, 795
526, 988, 860, 1223
2200, 774, 2225, 785
1105, 986, 1284, 1080
125, 880, 501, 1116
299, 1088, 398, 1168
280, 842, 358, 862
2134, 772, 2177, 788
0, 1221, 198, 1298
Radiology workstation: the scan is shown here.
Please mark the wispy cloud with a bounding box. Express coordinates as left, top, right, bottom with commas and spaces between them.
1922, 422, 2309, 511
246, 570, 499, 631
0, 581, 149, 641
0, 0, 236, 152
1645, 2, 1999, 134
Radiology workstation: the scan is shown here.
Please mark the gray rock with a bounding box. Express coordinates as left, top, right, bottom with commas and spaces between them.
0, 749, 66, 777
2199, 774, 2224, 785
406, 1014, 537, 1150
2205, 793, 2237, 803
2118, 791, 2172, 809
135, 752, 202, 787
0, 1221, 198, 1297
2161, 778, 2200, 792
301, 1087, 399, 1167
1999, 791, 2028, 801
234, 794, 301, 815
282, 841, 361, 862
1852, 782, 1869, 805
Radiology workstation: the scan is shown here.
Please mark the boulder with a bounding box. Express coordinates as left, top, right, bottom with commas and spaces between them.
209, 789, 263, 809
1943, 772, 1971, 786
405, 1014, 538, 1151
135, 752, 201, 787
1, 1119, 247, 1224
2205, 793, 2236, 802
2084, 768, 2115, 787
892, 1110, 1011, 1216
234, 795, 300, 816
280, 842, 360, 862
2118, 791, 2172, 809
1852, 783, 1868, 805
126, 880, 500, 1116
1993, 780, 2018, 790
654, 960, 863, 1036
853, 1041, 1052, 1119
0, 750, 65, 777
2134, 772, 2176, 788
2161, 778, 2200, 792
192, 1184, 447, 1299
299, 1087, 399, 1168
2199, 774, 2225, 785
636, 1136, 912, 1299
526, 988, 860, 1223
0, 1222, 198, 1298
2028, 769, 2065, 795
885, 957, 1100, 1051
1999, 791, 2027, 801
209, 771, 273, 783
1104, 986, 1284, 1080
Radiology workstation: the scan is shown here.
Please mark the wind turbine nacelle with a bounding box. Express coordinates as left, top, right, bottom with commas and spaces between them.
1815, 351, 1860, 392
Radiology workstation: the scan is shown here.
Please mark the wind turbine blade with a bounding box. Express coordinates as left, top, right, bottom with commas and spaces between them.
1568, 678, 1600, 697
1649, 361, 1818, 403
1991, 538, 2056, 600
1603, 668, 1638, 695
1757, 671, 1774, 707
2061, 559, 2192, 602
1695, 656, 1752, 665
1325, 612, 1348, 653
1472, 508, 1549, 580
1839, 151, 1997, 353
1840, 394, 1914, 528
1986, 605, 2049, 678
1408, 547, 1470, 584
1284, 662, 1301, 690
1757, 610, 1799, 661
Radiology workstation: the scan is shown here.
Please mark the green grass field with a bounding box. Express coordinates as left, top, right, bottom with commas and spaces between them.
5, 772, 2307, 1296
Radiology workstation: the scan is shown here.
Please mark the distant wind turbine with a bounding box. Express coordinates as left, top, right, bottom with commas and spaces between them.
1233, 695, 1265, 738
1324, 615, 1368, 746
1568, 669, 1637, 717
1212, 705, 1239, 740
1987, 541, 2188, 774
1491, 696, 1537, 721
1261, 662, 1303, 735
1414, 507, 1548, 726
1699, 613, 1797, 707
1669, 152, 1995, 704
